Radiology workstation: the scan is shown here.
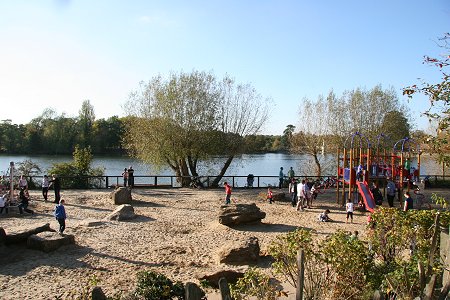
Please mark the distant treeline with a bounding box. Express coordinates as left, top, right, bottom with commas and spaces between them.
0, 115, 289, 155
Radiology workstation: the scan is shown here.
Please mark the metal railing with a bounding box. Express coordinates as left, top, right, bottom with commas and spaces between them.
2, 174, 450, 190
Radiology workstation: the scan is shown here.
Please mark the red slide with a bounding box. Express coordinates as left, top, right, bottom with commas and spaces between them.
356, 181, 376, 212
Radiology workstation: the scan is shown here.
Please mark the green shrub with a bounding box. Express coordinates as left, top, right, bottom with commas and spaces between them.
230, 268, 280, 300
134, 270, 184, 300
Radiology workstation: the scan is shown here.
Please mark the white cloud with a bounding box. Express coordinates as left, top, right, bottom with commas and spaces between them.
137, 12, 178, 28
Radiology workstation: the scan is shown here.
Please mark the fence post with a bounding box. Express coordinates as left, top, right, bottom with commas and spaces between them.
105, 176, 109, 188
218, 277, 232, 300
185, 282, 204, 300
296, 249, 305, 300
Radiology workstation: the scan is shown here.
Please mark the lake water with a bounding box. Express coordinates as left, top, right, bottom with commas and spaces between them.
0, 153, 446, 180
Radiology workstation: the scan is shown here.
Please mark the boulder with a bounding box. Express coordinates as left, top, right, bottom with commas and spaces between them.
110, 187, 132, 205
77, 219, 106, 227
27, 232, 75, 252
217, 237, 260, 265
219, 203, 265, 226
104, 204, 136, 221
199, 270, 245, 288
258, 191, 287, 202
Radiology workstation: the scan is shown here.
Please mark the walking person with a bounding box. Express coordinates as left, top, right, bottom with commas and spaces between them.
267, 187, 273, 204
296, 179, 305, 211
223, 182, 232, 205
54, 199, 67, 235
386, 177, 396, 208
49, 174, 61, 204
122, 168, 128, 187
127, 166, 134, 188
278, 167, 284, 189
42, 175, 49, 202
346, 198, 354, 224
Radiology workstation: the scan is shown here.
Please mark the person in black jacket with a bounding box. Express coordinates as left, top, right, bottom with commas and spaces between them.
49, 174, 61, 204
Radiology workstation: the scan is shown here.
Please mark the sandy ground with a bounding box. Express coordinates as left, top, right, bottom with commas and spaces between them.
0, 186, 447, 299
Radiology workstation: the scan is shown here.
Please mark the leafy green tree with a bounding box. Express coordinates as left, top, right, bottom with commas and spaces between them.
379, 110, 411, 143
124, 70, 269, 187
404, 33, 450, 165
48, 145, 104, 188
281, 124, 295, 150
77, 99, 96, 148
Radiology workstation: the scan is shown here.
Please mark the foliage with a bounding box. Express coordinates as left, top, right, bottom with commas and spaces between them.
268, 228, 314, 287
15, 159, 42, 188
432, 192, 449, 209
404, 33, 450, 165
320, 230, 373, 300
230, 268, 280, 300
134, 270, 184, 300
367, 208, 450, 299
124, 70, 270, 187
48, 145, 105, 188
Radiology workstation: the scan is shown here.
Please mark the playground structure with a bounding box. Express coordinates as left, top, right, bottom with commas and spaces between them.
336, 132, 422, 211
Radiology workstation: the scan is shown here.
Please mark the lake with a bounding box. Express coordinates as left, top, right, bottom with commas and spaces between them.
0, 153, 446, 180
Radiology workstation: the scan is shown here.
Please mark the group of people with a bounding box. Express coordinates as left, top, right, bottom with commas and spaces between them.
121, 166, 135, 188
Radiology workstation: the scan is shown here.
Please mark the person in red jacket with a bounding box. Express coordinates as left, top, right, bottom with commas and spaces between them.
267, 187, 274, 204
223, 182, 232, 205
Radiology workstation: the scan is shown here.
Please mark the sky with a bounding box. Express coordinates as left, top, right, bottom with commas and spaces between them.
0, 0, 449, 135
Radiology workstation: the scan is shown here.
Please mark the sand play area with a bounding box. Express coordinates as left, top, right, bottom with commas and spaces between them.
0, 186, 445, 299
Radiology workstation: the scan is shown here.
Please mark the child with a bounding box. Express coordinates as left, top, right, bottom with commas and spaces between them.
223, 182, 232, 205
346, 198, 354, 223
54, 199, 67, 235
267, 187, 273, 204
0, 193, 8, 214
18, 189, 34, 215
318, 209, 331, 222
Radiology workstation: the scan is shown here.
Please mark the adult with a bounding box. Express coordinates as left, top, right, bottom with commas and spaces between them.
289, 178, 297, 207
223, 182, 232, 205
278, 167, 284, 189
127, 166, 135, 188
386, 177, 396, 208
403, 191, 413, 211
303, 179, 312, 208
18, 175, 28, 191
122, 168, 128, 187
54, 199, 67, 235
49, 174, 61, 204
42, 175, 49, 202
296, 179, 305, 211
287, 167, 295, 180
370, 183, 383, 205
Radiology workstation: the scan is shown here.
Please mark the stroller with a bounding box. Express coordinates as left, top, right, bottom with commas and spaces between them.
246, 174, 254, 188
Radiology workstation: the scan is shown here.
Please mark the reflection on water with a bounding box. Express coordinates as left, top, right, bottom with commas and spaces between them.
0, 153, 447, 184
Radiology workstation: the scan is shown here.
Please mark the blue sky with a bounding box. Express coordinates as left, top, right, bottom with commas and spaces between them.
0, 0, 449, 134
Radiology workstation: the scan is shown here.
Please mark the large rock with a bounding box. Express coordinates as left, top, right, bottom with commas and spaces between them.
258, 191, 287, 202
110, 187, 132, 205
199, 270, 245, 288
219, 203, 266, 226
217, 237, 260, 265
104, 204, 136, 221
27, 232, 75, 252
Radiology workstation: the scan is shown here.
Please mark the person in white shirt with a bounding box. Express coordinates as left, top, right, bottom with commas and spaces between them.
42, 175, 50, 202
0, 193, 8, 214
346, 198, 354, 224
296, 179, 305, 211
18, 175, 28, 191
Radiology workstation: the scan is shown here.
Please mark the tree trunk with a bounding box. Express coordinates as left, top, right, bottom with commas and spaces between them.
4, 223, 55, 245
313, 152, 322, 177
211, 155, 234, 187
